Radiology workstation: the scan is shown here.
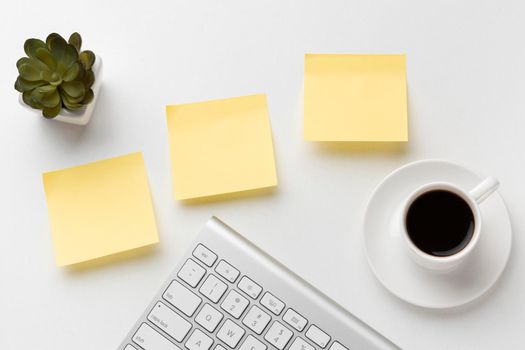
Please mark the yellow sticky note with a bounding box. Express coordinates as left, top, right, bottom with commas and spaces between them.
42, 152, 159, 266
304, 54, 408, 141
166, 94, 277, 200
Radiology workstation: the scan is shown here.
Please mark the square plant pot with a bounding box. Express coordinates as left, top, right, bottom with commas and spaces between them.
18, 56, 102, 126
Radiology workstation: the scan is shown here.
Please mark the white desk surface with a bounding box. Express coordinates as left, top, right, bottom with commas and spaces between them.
1, 1, 524, 349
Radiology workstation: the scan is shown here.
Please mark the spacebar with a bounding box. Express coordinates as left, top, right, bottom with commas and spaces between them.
133, 323, 180, 350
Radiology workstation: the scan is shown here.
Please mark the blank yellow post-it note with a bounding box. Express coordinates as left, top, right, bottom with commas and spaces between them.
304, 54, 408, 141
166, 94, 277, 200
42, 152, 159, 266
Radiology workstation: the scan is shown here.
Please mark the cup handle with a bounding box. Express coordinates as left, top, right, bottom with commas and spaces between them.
469, 176, 500, 204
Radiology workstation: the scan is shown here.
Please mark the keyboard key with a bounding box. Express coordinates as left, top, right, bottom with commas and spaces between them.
289, 338, 314, 350
185, 329, 214, 350
163, 281, 202, 317
178, 259, 206, 287
217, 319, 245, 348
133, 323, 179, 350
329, 342, 348, 350
283, 309, 307, 332
221, 290, 249, 318
242, 305, 271, 335
215, 260, 240, 283
306, 325, 330, 348
238, 276, 262, 299
214, 345, 227, 350
147, 301, 192, 341
124, 345, 138, 350
240, 335, 267, 350
260, 292, 285, 315
195, 304, 223, 332
264, 321, 293, 350
199, 275, 228, 303
193, 244, 218, 267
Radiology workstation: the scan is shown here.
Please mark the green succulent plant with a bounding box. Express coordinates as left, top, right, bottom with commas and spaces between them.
14, 32, 96, 118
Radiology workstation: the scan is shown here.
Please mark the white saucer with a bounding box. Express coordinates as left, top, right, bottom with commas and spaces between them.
363, 159, 512, 309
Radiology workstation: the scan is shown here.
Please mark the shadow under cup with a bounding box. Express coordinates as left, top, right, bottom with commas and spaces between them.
405, 189, 476, 257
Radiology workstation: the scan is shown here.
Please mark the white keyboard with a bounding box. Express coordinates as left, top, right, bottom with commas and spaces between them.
119, 217, 399, 350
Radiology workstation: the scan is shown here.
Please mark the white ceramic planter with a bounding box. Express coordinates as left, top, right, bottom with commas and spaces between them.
18, 56, 102, 126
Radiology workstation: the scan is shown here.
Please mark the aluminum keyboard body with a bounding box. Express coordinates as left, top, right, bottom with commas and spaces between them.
119, 217, 399, 350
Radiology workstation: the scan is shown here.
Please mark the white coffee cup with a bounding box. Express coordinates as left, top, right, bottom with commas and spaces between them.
400, 176, 499, 271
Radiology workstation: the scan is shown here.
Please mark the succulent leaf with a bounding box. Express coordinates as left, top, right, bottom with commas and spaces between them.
61, 89, 84, 110
22, 91, 43, 109
81, 89, 94, 105
18, 63, 42, 81
15, 77, 46, 92
62, 100, 83, 110
43, 92, 61, 108
76, 63, 86, 80
83, 70, 95, 87
55, 61, 67, 77
14, 78, 23, 92
17, 57, 31, 69
68, 32, 82, 52
24, 39, 47, 59
42, 104, 62, 118
46, 33, 67, 60
61, 80, 85, 98
62, 44, 79, 69
63, 62, 80, 82
79, 50, 95, 70
35, 84, 56, 94
40, 70, 53, 82
31, 85, 60, 108
40, 90, 61, 108
18, 56, 49, 74
60, 87, 85, 104
35, 47, 56, 70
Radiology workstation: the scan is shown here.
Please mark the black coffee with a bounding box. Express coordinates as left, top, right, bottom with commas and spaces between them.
405, 190, 475, 257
